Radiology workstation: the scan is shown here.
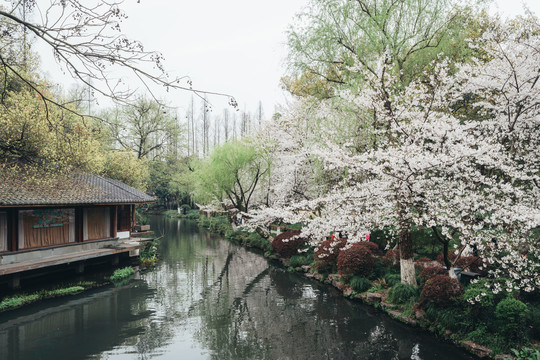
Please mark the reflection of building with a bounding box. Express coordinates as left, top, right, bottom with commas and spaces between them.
0, 171, 155, 286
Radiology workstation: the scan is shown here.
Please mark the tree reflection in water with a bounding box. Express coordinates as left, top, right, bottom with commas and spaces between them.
0, 217, 475, 360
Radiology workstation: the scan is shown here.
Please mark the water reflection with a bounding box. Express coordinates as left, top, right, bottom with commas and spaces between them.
0, 217, 475, 359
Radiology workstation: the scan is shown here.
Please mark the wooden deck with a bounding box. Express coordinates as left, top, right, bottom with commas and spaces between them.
0, 238, 152, 277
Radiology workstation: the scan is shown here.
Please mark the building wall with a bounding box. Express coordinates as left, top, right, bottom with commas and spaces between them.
18, 209, 75, 250
83, 207, 111, 241
0, 205, 132, 253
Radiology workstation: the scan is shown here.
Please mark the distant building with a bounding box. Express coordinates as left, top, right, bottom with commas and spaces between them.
0, 170, 155, 286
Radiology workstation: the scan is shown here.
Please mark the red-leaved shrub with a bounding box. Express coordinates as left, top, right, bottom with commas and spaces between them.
383, 249, 400, 268
271, 231, 306, 258
353, 241, 382, 256
337, 246, 374, 276
421, 274, 464, 305
419, 266, 448, 283
415, 257, 432, 269
314, 238, 347, 272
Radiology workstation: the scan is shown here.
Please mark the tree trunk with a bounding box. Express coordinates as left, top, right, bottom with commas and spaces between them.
399, 226, 417, 287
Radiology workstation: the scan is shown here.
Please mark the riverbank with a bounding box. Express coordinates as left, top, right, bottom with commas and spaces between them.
195, 214, 539, 360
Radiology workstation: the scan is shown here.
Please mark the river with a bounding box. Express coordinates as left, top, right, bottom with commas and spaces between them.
0, 216, 476, 360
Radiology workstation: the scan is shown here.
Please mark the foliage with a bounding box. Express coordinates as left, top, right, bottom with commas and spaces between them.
421, 275, 463, 306
314, 237, 347, 272
193, 141, 270, 212
109, 266, 135, 282
419, 266, 448, 284
337, 245, 374, 277
353, 241, 382, 256
289, 253, 314, 268
271, 231, 307, 258
47, 286, 84, 297
0, 294, 40, 312
388, 283, 418, 305
382, 249, 400, 268
495, 297, 529, 345
384, 274, 402, 288
140, 239, 160, 267
104, 97, 180, 160
463, 281, 495, 308
527, 303, 540, 340
349, 276, 371, 293
511, 348, 540, 360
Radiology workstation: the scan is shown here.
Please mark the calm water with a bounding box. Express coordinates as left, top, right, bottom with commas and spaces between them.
0, 216, 475, 360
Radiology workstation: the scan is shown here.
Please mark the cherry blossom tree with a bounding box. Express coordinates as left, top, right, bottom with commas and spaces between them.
249, 15, 540, 291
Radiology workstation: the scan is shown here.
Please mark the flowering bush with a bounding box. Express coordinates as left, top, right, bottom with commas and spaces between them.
382, 249, 400, 268
271, 231, 306, 258
419, 266, 448, 284
421, 275, 464, 306
337, 246, 374, 276
353, 241, 382, 256
314, 237, 347, 272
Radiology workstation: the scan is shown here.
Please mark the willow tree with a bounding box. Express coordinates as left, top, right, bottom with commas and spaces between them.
193, 141, 271, 213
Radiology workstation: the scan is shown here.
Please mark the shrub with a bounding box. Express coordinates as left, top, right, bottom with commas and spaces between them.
415, 257, 432, 269
383, 249, 400, 268
421, 275, 464, 306
350, 276, 371, 293
314, 237, 347, 272
495, 297, 529, 344
271, 231, 307, 258
353, 241, 382, 256
527, 303, 540, 340
463, 281, 495, 308
109, 266, 135, 282
385, 273, 402, 287
511, 348, 540, 360
337, 246, 374, 276
388, 283, 418, 304
419, 266, 448, 284
0, 294, 40, 311
289, 253, 314, 268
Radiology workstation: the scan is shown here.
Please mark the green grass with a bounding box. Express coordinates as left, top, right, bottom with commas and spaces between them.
0, 294, 40, 311
109, 266, 135, 282
0, 284, 88, 312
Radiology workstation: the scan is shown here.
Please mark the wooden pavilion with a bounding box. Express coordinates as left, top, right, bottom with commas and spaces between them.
0, 169, 155, 287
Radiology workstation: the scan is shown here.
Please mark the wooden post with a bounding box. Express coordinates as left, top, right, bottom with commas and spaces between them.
111, 206, 117, 238
131, 205, 135, 232
9, 209, 17, 251
9, 274, 20, 289
75, 262, 85, 274
75, 208, 83, 242
111, 254, 119, 266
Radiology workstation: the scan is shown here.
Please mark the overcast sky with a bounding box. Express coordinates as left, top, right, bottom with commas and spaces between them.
39, 0, 540, 120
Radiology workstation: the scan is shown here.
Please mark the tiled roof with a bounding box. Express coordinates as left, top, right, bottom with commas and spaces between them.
0, 171, 155, 206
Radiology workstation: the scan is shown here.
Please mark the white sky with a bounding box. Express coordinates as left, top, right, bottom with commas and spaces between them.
37, 0, 540, 120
